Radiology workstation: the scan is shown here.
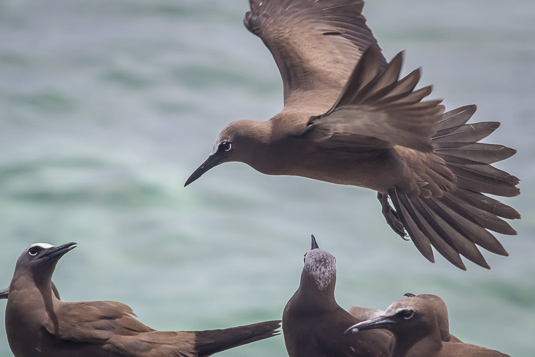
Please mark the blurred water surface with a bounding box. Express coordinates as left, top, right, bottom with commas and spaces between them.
0, 0, 534, 355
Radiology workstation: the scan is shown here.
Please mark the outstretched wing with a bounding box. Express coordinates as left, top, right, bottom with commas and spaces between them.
388, 106, 520, 270
304, 46, 443, 153
244, 0, 385, 103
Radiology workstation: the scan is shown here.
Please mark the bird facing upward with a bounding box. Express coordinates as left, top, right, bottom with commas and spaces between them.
344, 294, 510, 357
282, 235, 391, 357
4, 242, 280, 357
185, 0, 520, 270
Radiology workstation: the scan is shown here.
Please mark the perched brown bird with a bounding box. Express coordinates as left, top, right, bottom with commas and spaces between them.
282, 235, 391, 356
185, 0, 520, 270
344, 294, 510, 356
4, 242, 280, 357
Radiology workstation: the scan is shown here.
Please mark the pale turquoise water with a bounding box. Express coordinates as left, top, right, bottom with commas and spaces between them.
0, 0, 534, 356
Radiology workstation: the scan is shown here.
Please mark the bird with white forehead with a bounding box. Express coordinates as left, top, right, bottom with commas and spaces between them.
3, 242, 280, 357
344, 294, 509, 356
282, 235, 391, 357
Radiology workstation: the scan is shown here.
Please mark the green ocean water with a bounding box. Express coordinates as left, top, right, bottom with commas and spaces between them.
0, 0, 534, 356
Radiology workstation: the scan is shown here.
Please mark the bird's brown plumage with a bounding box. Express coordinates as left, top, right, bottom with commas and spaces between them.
186, 0, 520, 270
345, 294, 510, 357
282, 236, 391, 357
4, 243, 280, 357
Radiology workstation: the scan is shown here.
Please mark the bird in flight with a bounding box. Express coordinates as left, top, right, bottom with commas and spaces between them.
185, 0, 520, 270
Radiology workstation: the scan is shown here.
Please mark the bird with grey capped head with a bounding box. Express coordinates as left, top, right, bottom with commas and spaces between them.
282, 235, 391, 357
4, 242, 280, 357
344, 294, 509, 356
185, 0, 520, 270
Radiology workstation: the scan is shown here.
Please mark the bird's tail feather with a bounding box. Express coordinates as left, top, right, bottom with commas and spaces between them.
389, 105, 520, 270
194, 320, 280, 356
0, 287, 8, 299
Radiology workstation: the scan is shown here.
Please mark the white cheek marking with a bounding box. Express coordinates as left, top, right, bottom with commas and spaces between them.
30, 243, 53, 249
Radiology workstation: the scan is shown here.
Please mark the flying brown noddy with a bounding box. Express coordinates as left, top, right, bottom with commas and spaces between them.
344, 295, 510, 356
185, 0, 520, 270
282, 235, 391, 356
4, 242, 280, 357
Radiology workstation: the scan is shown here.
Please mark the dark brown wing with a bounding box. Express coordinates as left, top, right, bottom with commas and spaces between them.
244, 0, 385, 103
305, 46, 443, 152
44, 300, 154, 344
44, 300, 198, 356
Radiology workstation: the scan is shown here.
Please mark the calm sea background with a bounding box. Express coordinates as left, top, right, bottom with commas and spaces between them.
0, 0, 534, 355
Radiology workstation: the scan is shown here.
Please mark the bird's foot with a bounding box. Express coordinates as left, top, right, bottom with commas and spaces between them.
377, 192, 407, 240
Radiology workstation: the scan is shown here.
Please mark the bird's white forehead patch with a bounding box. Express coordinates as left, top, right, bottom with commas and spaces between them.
29, 243, 53, 249
304, 249, 336, 290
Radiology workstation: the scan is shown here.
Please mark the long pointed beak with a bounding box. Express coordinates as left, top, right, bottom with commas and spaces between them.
344, 315, 397, 334
40, 242, 77, 261
184, 154, 223, 187
311, 235, 320, 250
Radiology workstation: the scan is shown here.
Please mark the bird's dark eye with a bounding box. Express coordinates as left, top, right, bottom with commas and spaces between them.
401, 310, 414, 320
28, 247, 40, 256
219, 142, 231, 152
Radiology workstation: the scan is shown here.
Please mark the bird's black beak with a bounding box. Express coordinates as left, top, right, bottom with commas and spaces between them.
344, 315, 397, 334
185, 154, 223, 187
39, 242, 77, 261
0, 287, 9, 299
311, 235, 320, 250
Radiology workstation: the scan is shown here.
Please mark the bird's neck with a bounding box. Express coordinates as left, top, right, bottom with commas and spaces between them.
234, 120, 276, 173
390, 324, 443, 357
239, 119, 308, 175
287, 277, 339, 316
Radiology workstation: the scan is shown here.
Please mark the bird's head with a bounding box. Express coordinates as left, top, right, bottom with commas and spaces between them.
302, 235, 337, 291
14, 242, 76, 285
344, 296, 436, 336
185, 119, 269, 186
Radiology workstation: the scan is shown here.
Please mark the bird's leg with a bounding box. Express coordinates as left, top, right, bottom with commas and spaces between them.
377, 192, 408, 240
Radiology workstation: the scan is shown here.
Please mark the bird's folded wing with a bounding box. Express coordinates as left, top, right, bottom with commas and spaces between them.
348, 306, 384, 321
44, 301, 153, 343
244, 0, 385, 102
304, 46, 444, 152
